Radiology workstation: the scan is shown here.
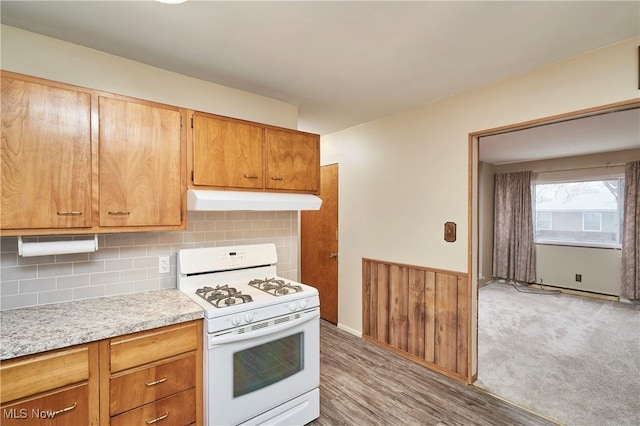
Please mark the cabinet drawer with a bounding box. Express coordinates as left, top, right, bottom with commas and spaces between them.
0, 346, 89, 404
110, 354, 196, 416
110, 388, 196, 426
0, 383, 89, 426
110, 322, 198, 373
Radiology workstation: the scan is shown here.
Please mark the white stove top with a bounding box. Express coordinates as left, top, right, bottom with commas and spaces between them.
177, 244, 319, 332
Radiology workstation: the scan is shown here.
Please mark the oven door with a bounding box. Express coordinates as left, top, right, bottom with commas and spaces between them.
206, 307, 320, 426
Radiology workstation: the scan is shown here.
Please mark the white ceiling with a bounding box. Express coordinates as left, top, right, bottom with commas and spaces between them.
480, 107, 640, 165
1, 1, 639, 163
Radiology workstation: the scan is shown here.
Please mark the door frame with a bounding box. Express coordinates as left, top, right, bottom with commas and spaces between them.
467, 98, 640, 383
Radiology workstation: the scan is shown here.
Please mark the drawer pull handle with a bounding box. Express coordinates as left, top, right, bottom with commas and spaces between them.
146, 411, 169, 424
270, 176, 284, 181
57, 211, 83, 216
243, 174, 259, 179
108, 210, 131, 216
145, 376, 168, 386
52, 402, 77, 417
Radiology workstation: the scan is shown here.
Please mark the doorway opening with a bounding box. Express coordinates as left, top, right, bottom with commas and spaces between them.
468, 99, 640, 424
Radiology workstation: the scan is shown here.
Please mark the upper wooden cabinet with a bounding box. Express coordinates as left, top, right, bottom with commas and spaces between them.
1, 75, 93, 230
192, 113, 264, 189
265, 128, 320, 192
0, 71, 187, 236
99, 96, 183, 227
190, 112, 320, 194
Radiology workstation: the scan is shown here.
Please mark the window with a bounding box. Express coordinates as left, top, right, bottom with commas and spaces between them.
534, 178, 624, 248
582, 212, 602, 232
536, 211, 552, 231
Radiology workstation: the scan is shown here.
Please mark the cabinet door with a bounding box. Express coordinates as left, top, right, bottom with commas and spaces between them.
110, 389, 196, 426
109, 354, 195, 416
99, 97, 182, 227
192, 114, 263, 189
265, 129, 319, 192
0, 383, 89, 426
1, 75, 92, 229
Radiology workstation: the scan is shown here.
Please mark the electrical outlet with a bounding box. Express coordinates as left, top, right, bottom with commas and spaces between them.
159, 256, 170, 274
575, 274, 582, 282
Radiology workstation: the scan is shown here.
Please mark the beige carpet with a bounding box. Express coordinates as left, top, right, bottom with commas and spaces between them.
476, 282, 640, 426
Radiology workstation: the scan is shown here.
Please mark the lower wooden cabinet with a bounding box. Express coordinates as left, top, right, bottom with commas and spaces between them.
109, 354, 196, 415
1, 383, 90, 426
0, 343, 99, 425
100, 320, 203, 426
0, 320, 203, 426
110, 389, 196, 426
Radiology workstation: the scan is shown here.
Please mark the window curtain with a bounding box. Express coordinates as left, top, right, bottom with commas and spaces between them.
492, 171, 536, 283
621, 161, 640, 300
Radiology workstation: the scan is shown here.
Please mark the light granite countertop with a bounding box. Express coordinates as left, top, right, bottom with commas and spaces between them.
0, 289, 204, 360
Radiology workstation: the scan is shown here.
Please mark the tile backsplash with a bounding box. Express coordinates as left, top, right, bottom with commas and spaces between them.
0, 211, 299, 310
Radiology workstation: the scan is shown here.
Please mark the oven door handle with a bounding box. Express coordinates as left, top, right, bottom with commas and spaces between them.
209, 309, 319, 347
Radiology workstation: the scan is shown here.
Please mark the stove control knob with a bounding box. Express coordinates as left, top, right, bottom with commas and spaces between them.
298, 300, 307, 309
231, 316, 241, 326
289, 302, 298, 312
244, 313, 254, 323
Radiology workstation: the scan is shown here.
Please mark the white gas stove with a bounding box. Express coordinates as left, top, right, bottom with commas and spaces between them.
177, 243, 320, 426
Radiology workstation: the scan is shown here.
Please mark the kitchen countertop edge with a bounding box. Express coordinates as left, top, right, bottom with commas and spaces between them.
0, 289, 205, 360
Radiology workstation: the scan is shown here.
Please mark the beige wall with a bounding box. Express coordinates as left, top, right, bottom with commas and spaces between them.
0, 25, 298, 129
536, 245, 621, 295
478, 162, 495, 286
321, 38, 640, 335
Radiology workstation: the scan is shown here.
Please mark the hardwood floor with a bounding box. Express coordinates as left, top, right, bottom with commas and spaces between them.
309, 320, 556, 426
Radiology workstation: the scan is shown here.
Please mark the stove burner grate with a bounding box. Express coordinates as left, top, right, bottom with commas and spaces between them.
248, 278, 303, 296
195, 285, 253, 308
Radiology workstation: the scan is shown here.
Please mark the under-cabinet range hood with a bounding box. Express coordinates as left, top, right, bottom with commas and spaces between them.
187, 189, 322, 211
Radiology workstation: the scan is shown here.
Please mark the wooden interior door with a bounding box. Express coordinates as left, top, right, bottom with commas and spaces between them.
301, 164, 338, 323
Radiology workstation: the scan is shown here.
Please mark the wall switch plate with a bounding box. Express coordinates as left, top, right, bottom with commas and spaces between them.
159, 256, 170, 274
444, 221, 456, 242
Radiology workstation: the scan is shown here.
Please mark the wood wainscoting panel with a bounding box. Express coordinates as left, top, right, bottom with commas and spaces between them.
389, 265, 409, 352
376, 263, 389, 344
362, 259, 469, 382
424, 271, 436, 364
435, 272, 458, 372
407, 268, 425, 359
